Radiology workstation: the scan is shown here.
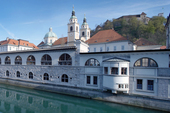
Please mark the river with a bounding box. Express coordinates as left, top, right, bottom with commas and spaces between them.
0, 84, 166, 113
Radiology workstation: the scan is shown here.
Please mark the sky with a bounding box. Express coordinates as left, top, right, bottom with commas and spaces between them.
0, 0, 170, 45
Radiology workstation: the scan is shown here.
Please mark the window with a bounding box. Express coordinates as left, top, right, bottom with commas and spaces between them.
119, 84, 124, 88
17, 71, 20, 77
121, 45, 124, 50
61, 74, 68, 82
111, 67, 118, 74
125, 84, 128, 88
27, 55, 36, 65
9, 47, 11, 50
87, 76, 90, 84
137, 79, 142, 89
76, 26, 78, 32
82, 31, 85, 36
41, 54, 52, 65
44, 73, 49, 80
29, 72, 33, 79
94, 48, 96, 52
93, 76, 97, 85
0, 58, 1, 64
6, 70, 9, 76
70, 26, 73, 32
134, 58, 158, 67
50, 40, 52, 43
147, 80, 154, 91
107, 47, 109, 51
121, 68, 127, 75
104, 67, 108, 74
58, 53, 72, 65
85, 58, 100, 66
15, 56, 22, 65
100, 47, 103, 52
114, 46, 116, 51
5, 56, 11, 64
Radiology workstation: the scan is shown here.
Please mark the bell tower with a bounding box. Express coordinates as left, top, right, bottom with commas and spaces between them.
80, 14, 90, 42
67, 6, 79, 46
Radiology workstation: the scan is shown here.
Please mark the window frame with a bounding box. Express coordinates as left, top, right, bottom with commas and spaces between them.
61, 74, 68, 83
85, 58, 100, 66
5, 56, 11, 65
58, 53, 72, 65
134, 57, 158, 67
43, 73, 49, 80
147, 80, 154, 91
27, 55, 36, 65
137, 79, 143, 89
15, 56, 22, 65
41, 54, 52, 65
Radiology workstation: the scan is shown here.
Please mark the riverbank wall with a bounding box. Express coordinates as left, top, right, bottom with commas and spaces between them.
0, 78, 169, 112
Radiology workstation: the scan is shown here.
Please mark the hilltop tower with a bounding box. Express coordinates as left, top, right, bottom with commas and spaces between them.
80, 14, 90, 42
67, 7, 79, 46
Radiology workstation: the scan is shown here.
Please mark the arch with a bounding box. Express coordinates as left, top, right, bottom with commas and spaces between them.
85, 58, 100, 66
58, 53, 72, 65
27, 55, 36, 65
15, 56, 22, 65
6, 70, 9, 76
5, 56, 11, 64
61, 74, 68, 82
70, 26, 73, 32
82, 31, 85, 36
134, 57, 158, 67
29, 72, 33, 79
17, 71, 20, 77
41, 54, 52, 65
44, 73, 49, 80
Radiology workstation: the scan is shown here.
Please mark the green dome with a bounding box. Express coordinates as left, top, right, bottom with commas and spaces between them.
44, 27, 57, 38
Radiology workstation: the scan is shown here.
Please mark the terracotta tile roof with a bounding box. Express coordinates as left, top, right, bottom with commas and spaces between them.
52, 37, 67, 46
86, 29, 128, 44
141, 12, 146, 15
37, 41, 44, 47
0, 39, 39, 49
134, 38, 157, 46
160, 46, 166, 49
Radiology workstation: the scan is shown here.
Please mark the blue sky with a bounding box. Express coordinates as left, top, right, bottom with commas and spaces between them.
0, 0, 170, 45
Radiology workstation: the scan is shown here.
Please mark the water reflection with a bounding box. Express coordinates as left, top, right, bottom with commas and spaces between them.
0, 84, 166, 113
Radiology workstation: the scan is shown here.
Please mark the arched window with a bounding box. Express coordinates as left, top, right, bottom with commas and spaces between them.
85, 58, 100, 66
6, 70, 9, 76
76, 26, 78, 32
44, 73, 49, 80
5, 56, 11, 64
27, 55, 35, 65
134, 58, 158, 67
61, 74, 68, 82
15, 56, 22, 65
59, 53, 72, 65
29, 72, 33, 79
70, 26, 73, 32
41, 54, 52, 65
17, 71, 20, 77
82, 31, 85, 36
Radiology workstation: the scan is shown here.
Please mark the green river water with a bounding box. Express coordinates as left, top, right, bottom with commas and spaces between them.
0, 84, 166, 113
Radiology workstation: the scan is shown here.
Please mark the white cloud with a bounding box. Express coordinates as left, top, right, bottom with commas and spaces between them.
0, 23, 17, 39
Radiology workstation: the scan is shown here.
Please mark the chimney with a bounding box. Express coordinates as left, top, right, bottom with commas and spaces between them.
6, 37, 9, 41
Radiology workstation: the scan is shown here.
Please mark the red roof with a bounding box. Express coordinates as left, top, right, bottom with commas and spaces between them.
52, 37, 67, 46
160, 46, 166, 49
0, 39, 39, 49
37, 41, 44, 47
134, 38, 157, 46
86, 29, 128, 44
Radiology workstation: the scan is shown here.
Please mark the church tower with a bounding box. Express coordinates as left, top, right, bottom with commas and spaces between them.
80, 14, 90, 42
67, 7, 79, 46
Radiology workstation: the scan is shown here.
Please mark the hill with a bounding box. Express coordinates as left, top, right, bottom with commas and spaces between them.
91, 16, 167, 45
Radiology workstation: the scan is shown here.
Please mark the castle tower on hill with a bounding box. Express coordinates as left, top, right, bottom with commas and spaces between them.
80, 14, 90, 42
67, 7, 79, 46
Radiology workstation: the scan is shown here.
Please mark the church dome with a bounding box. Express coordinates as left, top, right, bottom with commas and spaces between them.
44, 27, 57, 39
